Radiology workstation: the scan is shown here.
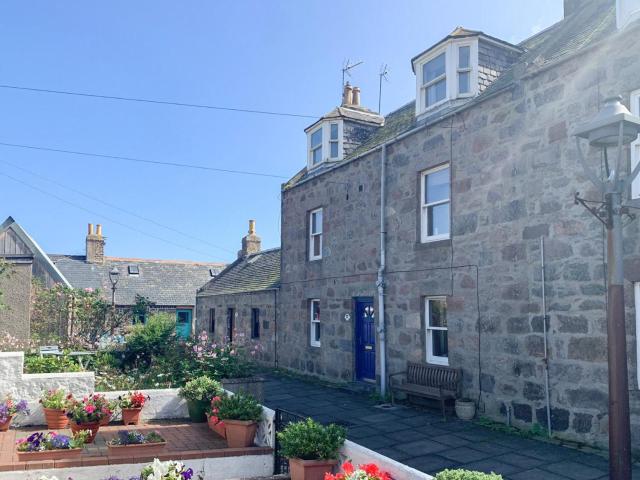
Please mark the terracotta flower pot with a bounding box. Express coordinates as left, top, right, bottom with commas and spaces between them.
122, 408, 142, 426
43, 408, 68, 429
107, 440, 166, 456
223, 419, 257, 448
17, 448, 82, 461
289, 458, 338, 480
0, 415, 12, 432
70, 420, 100, 443
207, 415, 226, 439
100, 415, 112, 426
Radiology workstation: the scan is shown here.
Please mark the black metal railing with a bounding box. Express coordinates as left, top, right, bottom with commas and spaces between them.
274, 408, 305, 474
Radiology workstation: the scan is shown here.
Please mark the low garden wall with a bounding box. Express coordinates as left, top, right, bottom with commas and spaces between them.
340, 440, 433, 480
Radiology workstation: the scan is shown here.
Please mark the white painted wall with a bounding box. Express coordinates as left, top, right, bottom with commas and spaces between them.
0, 454, 273, 480
340, 440, 433, 480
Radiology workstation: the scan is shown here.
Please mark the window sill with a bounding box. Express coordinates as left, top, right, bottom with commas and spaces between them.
426, 358, 449, 366
415, 238, 451, 250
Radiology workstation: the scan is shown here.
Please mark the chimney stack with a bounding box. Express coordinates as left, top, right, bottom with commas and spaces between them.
238, 219, 261, 258
352, 86, 361, 107
342, 82, 353, 106
86, 222, 105, 264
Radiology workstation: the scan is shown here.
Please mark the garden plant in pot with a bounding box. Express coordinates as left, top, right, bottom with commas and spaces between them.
179, 375, 222, 422
0, 395, 29, 431
118, 391, 150, 425
326, 461, 391, 480
66, 394, 110, 443
39, 388, 73, 429
214, 392, 262, 448
206, 395, 226, 439
276, 418, 346, 480
15, 430, 90, 461
455, 398, 476, 421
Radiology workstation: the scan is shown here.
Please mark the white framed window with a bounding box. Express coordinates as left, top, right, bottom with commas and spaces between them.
310, 299, 321, 347
420, 164, 450, 242
309, 208, 323, 261
630, 90, 640, 199
425, 297, 448, 365
307, 120, 343, 169
414, 39, 478, 117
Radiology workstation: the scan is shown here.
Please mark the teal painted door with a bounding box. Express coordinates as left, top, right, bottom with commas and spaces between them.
176, 309, 192, 338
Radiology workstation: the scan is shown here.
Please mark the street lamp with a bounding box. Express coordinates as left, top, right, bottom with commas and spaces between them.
574, 96, 640, 480
108, 266, 120, 308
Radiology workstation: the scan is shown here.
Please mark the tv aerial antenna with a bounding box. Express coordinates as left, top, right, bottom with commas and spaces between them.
378, 64, 390, 113
342, 58, 364, 89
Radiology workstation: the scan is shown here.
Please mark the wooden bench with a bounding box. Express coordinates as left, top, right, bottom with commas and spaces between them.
389, 362, 462, 418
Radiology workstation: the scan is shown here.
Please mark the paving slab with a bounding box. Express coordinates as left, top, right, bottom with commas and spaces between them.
540, 460, 607, 480
437, 446, 494, 463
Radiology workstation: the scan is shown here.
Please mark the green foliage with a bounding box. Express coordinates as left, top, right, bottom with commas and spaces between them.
39, 388, 73, 410
24, 354, 83, 373
475, 416, 548, 439
216, 392, 263, 422
123, 313, 178, 365
435, 470, 502, 480
276, 418, 346, 460
178, 376, 223, 402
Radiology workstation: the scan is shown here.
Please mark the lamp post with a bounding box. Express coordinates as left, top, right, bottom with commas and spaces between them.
574, 96, 640, 480
108, 267, 119, 308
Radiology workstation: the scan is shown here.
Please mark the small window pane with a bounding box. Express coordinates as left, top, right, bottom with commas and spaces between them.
311, 129, 322, 148
314, 322, 321, 342
426, 79, 446, 107
312, 147, 323, 164
330, 123, 338, 140
330, 142, 339, 158
313, 235, 321, 256
312, 301, 320, 320
431, 330, 448, 357
311, 210, 322, 234
458, 46, 470, 69
428, 203, 450, 236
423, 53, 446, 83
425, 168, 450, 203
429, 300, 447, 327
458, 71, 470, 94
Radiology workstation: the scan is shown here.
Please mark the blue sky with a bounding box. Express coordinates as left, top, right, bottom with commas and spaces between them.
0, 1, 562, 263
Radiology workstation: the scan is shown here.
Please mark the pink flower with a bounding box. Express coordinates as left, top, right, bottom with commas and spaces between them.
84, 405, 95, 414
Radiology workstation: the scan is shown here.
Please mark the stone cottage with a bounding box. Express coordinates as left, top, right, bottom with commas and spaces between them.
277, 0, 640, 449
196, 221, 280, 366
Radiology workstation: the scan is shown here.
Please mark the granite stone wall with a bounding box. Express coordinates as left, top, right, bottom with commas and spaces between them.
0, 261, 32, 340
279, 23, 640, 449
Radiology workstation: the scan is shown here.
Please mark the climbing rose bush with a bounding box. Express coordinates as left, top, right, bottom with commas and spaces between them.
325, 462, 391, 480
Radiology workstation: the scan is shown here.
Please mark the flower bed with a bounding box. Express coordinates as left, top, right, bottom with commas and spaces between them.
107, 430, 166, 455
15, 430, 89, 461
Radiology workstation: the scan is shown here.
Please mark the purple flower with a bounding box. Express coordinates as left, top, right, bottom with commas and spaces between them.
182, 468, 194, 480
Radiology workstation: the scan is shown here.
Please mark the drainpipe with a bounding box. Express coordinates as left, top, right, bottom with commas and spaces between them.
540, 237, 552, 437
377, 144, 388, 397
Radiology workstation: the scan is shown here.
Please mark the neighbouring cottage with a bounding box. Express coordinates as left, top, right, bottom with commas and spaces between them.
277, 0, 640, 449
195, 221, 280, 366
0, 217, 226, 339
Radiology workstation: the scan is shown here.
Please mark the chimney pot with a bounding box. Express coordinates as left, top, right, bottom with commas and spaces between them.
96, 224, 103, 237
342, 82, 353, 106
352, 86, 361, 107
249, 219, 256, 234
88, 223, 94, 235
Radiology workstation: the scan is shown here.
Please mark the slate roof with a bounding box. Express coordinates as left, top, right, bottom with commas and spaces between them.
50, 254, 225, 306
197, 248, 281, 297
284, 0, 617, 190
305, 105, 384, 133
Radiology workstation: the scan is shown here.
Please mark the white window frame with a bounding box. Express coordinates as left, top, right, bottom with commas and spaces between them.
422, 52, 447, 110
425, 297, 448, 366
456, 44, 473, 97
310, 299, 321, 347
630, 90, 640, 199
309, 126, 323, 168
307, 120, 344, 169
414, 38, 479, 117
420, 164, 451, 243
309, 208, 323, 261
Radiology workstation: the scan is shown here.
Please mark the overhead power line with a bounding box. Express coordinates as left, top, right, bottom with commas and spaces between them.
0, 159, 235, 255
0, 141, 289, 179
0, 170, 227, 259
0, 84, 318, 119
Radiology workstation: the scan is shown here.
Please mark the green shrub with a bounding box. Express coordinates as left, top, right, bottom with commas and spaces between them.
435, 470, 503, 480
178, 376, 223, 402
216, 392, 263, 422
24, 354, 83, 373
276, 418, 346, 460
123, 313, 178, 365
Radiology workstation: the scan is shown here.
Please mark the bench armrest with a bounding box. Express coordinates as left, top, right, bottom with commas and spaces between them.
388, 371, 407, 385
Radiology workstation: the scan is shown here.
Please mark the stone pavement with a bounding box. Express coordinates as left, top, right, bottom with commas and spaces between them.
262, 373, 640, 480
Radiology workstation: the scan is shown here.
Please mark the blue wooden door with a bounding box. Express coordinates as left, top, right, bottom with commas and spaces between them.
176, 309, 192, 338
355, 298, 376, 381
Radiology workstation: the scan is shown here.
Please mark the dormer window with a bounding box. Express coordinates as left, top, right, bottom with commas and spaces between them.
457, 46, 471, 95
423, 53, 446, 108
307, 120, 343, 169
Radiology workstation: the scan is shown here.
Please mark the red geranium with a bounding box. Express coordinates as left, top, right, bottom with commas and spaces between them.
325, 462, 391, 480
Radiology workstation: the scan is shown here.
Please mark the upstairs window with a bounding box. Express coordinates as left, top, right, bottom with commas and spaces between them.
330, 123, 339, 159
310, 299, 321, 347
421, 165, 450, 242
423, 52, 447, 108
307, 121, 343, 169
457, 46, 471, 95
310, 128, 323, 166
251, 308, 260, 339
631, 90, 640, 199
309, 208, 323, 261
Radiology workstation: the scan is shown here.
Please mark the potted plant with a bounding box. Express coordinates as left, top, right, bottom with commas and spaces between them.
215, 392, 262, 448
206, 395, 226, 439
0, 395, 29, 431
277, 418, 346, 480
118, 391, 149, 425
455, 398, 476, 421
107, 430, 166, 455
140, 459, 195, 480
178, 375, 222, 422
66, 394, 110, 443
16, 430, 90, 461
39, 388, 73, 429
326, 462, 391, 480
